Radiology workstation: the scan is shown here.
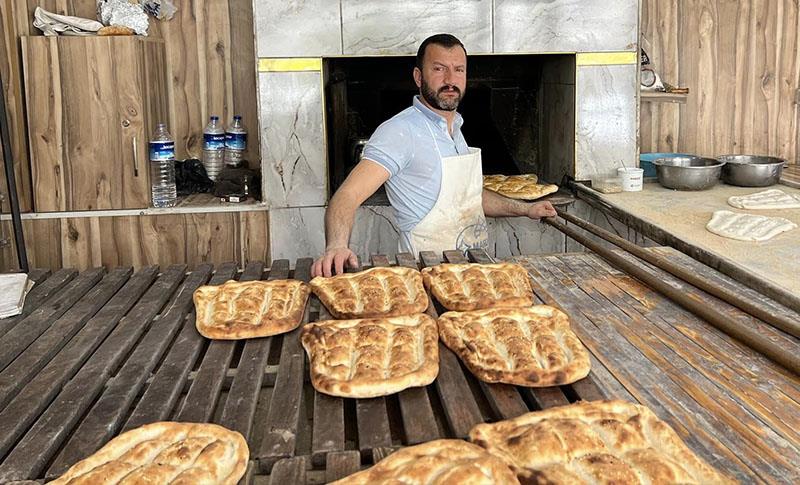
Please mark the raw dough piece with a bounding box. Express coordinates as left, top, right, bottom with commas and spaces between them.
727, 189, 800, 209
706, 210, 797, 241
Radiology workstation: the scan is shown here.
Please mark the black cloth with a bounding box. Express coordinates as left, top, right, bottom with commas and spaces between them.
175, 159, 214, 196
213, 167, 261, 200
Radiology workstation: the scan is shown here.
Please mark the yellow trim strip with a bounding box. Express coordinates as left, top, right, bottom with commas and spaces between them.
258, 58, 322, 72
576, 52, 637, 66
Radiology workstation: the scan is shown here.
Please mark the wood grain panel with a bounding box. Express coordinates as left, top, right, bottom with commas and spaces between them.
641, 0, 800, 164
185, 213, 238, 268
239, 211, 269, 265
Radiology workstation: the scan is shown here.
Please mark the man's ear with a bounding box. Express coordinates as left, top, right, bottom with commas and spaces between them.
413, 67, 422, 88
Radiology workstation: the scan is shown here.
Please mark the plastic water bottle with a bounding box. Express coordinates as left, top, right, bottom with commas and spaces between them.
202, 115, 225, 181
224, 115, 247, 167
149, 123, 177, 208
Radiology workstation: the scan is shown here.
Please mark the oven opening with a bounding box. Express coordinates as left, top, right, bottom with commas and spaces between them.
324, 54, 576, 205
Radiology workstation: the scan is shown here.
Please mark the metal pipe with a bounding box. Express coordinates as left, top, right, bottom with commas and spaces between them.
555, 207, 800, 338
543, 216, 800, 375
0, 69, 28, 272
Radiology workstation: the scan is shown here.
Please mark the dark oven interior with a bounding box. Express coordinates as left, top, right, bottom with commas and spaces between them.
324, 54, 576, 204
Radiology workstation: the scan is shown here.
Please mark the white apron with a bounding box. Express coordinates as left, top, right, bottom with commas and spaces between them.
402, 113, 489, 256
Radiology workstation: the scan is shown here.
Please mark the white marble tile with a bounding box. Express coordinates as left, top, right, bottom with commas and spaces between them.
487, 216, 566, 259
341, 0, 492, 55
259, 72, 327, 208
574, 64, 638, 181
269, 205, 401, 264
564, 200, 658, 252
253, 0, 342, 57
494, 0, 638, 53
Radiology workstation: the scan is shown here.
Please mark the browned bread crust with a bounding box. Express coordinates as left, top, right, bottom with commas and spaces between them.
483, 174, 558, 200
309, 266, 428, 319
469, 400, 735, 484
50, 422, 248, 484
438, 305, 591, 386
421, 262, 534, 311
193, 279, 310, 340
300, 314, 439, 398
330, 439, 520, 484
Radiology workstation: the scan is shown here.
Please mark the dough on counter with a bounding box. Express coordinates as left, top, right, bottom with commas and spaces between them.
706, 210, 797, 241
727, 189, 800, 209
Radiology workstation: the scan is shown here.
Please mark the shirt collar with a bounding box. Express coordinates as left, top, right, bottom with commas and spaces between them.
413, 95, 464, 132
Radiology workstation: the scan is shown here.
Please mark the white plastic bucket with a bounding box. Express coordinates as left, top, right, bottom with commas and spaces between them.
617, 167, 644, 192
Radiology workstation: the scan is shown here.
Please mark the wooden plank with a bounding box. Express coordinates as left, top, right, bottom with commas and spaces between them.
268, 457, 307, 485
0, 265, 182, 480
256, 353, 305, 472
530, 256, 772, 482
324, 451, 361, 483
219, 259, 298, 442
479, 382, 530, 419
122, 262, 243, 431
0, 267, 164, 481
0, 267, 132, 410
0, 268, 75, 338
174, 260, 266, 425
419, 251, 484, 438
310, 299, 345, 465
41, 265, 211, 481
0, 267, 105, 372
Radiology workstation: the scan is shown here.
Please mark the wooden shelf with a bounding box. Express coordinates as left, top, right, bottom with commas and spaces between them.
640, 91, 688, 104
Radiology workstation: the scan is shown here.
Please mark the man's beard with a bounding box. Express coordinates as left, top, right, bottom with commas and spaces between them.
420, 76, 463, 111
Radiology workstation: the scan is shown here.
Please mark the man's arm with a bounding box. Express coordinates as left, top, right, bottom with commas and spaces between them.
482, 189, 557, 219
311, 159, 390, 277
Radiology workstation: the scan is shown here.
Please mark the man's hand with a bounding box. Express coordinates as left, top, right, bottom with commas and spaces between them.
526, 201, 557, 219
312, 247, 359, 278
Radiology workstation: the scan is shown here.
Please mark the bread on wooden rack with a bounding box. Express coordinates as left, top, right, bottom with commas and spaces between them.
421, 262, 534, 311
330, 439, 519, 484
483, 174, 558, 200
50, 422, 248, 485
469, 400, 734, 484
300, 313, 439, 398
437, 305, 591, 386
193, 279, 310, 340
309, 266, 428, 319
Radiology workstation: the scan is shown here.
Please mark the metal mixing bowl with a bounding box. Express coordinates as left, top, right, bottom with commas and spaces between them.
717, 155, 786, 187
652, 156, 725, 191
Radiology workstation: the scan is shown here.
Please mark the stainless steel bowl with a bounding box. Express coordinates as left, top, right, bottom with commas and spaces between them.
717, 155, 786, 187
652, 156, 725, 191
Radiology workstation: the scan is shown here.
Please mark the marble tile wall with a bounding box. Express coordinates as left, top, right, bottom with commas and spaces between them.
494, 0, 638, 53
254, 0, 342, 57
487, 217, 567, 259
565, 199, 659, 253
259, 71, 327, 208
575, 64, 638, 181
341, 0, 492, 55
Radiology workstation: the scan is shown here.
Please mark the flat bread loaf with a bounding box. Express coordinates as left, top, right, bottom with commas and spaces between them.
469, 400, 734, 484
330, 439, 519, 484
193, 279, 310, 340
706, 210, 797, 241
300, 314, 439, 398
483, 174, 558, 200
50, 422, 248, 485
438, 305, 591, 386
422, 263, 534, 311
310, 266, 428, 319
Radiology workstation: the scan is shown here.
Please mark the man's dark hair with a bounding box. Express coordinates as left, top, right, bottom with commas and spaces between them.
416, 34, 467, 69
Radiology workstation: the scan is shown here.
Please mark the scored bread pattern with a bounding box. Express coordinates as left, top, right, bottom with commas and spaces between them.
469, 400, 734, 485
437, 306, 591, 386
309, 266, 428, 319
329, 439, 520, 484
300, 314, 439, 398
483, 174, 558, 200
50, 422, 248, 485
422, 263, 534, 311
193, 279, 310, 340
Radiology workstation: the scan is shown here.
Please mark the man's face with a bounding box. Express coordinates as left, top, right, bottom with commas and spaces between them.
414, 44, 467, 111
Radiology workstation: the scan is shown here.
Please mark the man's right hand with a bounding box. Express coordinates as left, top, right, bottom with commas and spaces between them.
311, 247, 359, 278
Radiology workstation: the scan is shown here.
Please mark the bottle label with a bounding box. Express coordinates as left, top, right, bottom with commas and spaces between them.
226, 133, 247, 150
203, 133, 226, 151
149, 140, 175, 161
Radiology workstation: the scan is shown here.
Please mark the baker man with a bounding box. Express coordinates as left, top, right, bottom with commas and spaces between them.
311, 34, 556, 277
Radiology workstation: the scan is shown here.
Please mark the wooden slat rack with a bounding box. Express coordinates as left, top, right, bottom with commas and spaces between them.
0, 248, 797, 484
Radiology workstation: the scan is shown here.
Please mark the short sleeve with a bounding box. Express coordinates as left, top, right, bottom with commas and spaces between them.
362, 118, 413, 177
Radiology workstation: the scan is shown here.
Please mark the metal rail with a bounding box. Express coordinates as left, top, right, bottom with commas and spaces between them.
543, 213, 800, 375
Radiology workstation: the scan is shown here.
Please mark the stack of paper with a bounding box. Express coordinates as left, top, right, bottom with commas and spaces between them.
0, 273, 33, 319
